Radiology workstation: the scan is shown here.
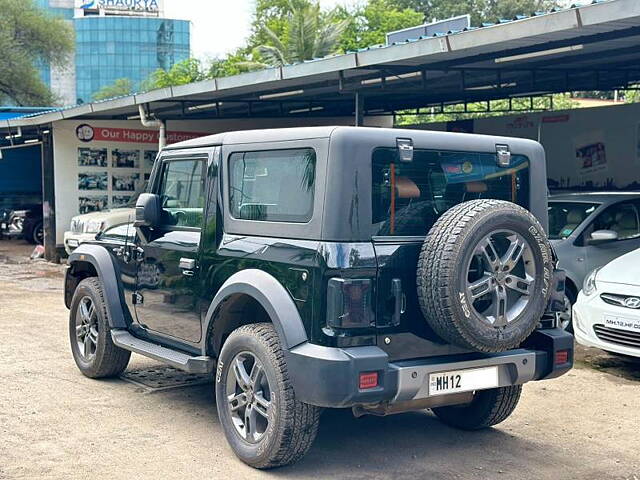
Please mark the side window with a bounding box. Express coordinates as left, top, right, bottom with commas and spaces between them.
157, 158, 206, 229
589, 201, 640, 241
228, 148, 316, 223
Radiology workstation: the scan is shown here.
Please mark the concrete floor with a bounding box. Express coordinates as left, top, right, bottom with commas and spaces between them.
1, 239, 639, 480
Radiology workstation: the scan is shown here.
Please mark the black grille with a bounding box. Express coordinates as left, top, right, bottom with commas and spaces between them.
593, 324, 640, 349
600, 293, 640, 309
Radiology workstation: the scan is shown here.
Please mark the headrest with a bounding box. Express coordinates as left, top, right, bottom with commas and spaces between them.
566, 209, 584, 224
465, 181, 487, 193
616, 211, 638, 229
396, 176, 420, 199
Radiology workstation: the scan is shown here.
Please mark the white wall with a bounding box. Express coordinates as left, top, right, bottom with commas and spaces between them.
52, 115, 391, 245
415, 102, 640, 191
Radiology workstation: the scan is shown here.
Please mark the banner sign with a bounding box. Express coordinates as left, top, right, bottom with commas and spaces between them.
76, 124, 206, 145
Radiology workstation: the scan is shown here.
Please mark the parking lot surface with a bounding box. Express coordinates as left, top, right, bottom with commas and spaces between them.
1, 240, 639, 480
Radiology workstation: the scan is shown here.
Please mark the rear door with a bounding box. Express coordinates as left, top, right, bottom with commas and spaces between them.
370, 147, 531, 359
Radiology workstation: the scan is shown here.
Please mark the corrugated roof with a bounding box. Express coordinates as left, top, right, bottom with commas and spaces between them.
2, 0, 639, 128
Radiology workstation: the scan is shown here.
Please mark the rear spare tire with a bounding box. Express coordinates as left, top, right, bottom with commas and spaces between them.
417, 199, 553, 353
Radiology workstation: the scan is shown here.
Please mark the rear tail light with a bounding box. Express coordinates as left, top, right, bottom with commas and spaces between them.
326, 278, 375, 329
359, 371, 379, 389
555, 349, 570, 365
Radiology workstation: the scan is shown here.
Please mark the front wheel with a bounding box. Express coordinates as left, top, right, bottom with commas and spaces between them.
215, 323, 320, 469
432, 385, 522, 430
69, 277, 131, 378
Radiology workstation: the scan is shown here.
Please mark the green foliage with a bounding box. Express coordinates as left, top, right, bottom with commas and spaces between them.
396, 94, 577, 125
92, 78, 134, 101
144, 58, 207, 90
388, 0, 559, 26
623, 87, 640, 104
252, 1, 349, 67
0, 0, 74, 106
337, 0, 425, 52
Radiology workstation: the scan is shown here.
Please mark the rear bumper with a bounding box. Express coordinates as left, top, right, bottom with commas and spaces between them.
286, 328, 573, 408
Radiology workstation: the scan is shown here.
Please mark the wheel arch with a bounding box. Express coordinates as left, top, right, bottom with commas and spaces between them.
202, 269, 308, 357
66, 244, 131, 328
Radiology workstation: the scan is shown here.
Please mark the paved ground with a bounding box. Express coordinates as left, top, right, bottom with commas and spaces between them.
1, 239, 639, 480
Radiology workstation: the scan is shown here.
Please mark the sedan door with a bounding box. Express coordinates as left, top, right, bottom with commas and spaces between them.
581, 200, 640, 275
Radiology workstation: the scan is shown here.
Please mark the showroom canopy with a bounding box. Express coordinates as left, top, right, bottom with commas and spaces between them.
2, 0, 640, 134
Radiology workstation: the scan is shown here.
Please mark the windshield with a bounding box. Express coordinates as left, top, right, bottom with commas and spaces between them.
548, 201, 599, 239
371, 148, 530, 237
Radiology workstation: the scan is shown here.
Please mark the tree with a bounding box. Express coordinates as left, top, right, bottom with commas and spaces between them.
0, 0, 74, 106
336, 0, 424, 52
395, 94, 577, 125
388, 0, 559, 26
251, 0, 349, 67
92, 78, 134, 101
144, 58, 207, 90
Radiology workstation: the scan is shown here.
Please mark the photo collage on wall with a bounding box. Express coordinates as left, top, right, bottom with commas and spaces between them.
77, 148, 156, 213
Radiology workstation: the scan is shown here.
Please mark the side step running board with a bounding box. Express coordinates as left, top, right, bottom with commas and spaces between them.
111, 330, 214, 374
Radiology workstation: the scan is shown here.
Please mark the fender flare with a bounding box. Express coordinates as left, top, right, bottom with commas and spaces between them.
67, 244, 131, 329
202, 269, 308, 355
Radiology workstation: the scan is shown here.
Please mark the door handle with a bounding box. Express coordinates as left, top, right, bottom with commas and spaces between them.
179, 258, 196, 276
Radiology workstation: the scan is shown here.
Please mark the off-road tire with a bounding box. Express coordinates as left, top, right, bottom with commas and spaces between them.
417, 199, 554, 352
69, 277, 131, 378
215, 323, 320, 469
432, 385, 522, 430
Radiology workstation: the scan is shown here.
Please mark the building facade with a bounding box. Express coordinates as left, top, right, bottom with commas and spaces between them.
36, 0, 190, 106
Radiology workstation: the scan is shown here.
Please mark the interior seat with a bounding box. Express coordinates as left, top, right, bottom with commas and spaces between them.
612, 210, 639, 239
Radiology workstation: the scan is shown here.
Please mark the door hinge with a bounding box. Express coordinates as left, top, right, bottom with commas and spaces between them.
132, 292, 144, 305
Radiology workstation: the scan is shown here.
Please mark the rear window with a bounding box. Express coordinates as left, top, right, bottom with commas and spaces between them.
372, 148, 530, 237
229, 148, 316, 223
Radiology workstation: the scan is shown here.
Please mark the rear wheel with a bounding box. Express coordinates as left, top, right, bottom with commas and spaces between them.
558, 286, 576, 332
23, 219, 43, 245
215, 323, 320, 469
432, 385, 522, 430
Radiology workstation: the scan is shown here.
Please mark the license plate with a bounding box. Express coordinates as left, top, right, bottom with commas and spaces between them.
604, 314, 640, 333
429, 366, 499, 396
67, 239, 79, 247
1, 223, 5, 229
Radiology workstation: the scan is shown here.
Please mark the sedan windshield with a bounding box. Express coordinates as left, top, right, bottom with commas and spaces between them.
548, 201, 599, 239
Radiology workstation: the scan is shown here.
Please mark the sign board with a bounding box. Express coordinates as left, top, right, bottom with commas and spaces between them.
77, 0, 162, 14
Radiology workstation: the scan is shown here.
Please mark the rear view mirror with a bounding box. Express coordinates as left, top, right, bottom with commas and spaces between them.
134, 193, 161, 228
589, 229, 618, 244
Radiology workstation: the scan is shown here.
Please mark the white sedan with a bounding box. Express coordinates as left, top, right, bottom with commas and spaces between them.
573, 248, 640, 358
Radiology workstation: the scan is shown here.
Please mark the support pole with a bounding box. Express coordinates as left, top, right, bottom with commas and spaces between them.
355, 92, 364, 127
41, 128, 58, 262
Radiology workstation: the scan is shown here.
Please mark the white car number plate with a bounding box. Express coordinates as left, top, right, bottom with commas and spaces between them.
604, 314, 640, 333
1, 223, 6, 229
429, 366, 499, 396
67, 239, 79, 247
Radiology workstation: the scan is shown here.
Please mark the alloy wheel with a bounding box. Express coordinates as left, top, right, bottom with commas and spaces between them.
465, 230, 536, 327
226, 351, 272, 443
75, 296, 99, 361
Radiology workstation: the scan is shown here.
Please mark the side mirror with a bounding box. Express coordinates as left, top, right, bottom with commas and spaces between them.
134, 193, 161, 228
589, 229, 618, 244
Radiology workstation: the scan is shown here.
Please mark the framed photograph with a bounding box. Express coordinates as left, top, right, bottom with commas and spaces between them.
112, 173, 140, 192
79, 195, 108, 214
112, 149, 140, 169
111, 195, 132, 208
78, 148, 107, 167
78, 171, 108, 191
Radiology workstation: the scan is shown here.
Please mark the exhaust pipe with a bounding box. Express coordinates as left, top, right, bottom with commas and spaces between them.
352, 392, 473, 418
